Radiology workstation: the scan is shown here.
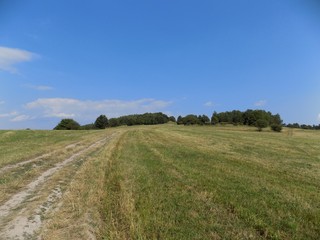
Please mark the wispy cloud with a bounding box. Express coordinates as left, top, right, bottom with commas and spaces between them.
0, 101, 5, 105
24, 84, 53, 91
0, 46, 37, 73
0, 111, 18, 118
318, 113, 320, 122
11, 115, 33, 122
254, 100, 267, 107
204, 101, 215, 107
25, 98, 172, 122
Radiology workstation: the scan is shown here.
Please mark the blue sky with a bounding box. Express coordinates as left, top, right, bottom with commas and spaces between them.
1, 0, 320, 129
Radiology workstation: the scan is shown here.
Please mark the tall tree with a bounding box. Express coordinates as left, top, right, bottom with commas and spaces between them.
94, 115, 109, 129
211, 111, 219, 125
255, 119, 268, 131
54, 119, 80, 130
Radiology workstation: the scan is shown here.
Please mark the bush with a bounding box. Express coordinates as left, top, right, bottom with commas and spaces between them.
255, 119, 268, 131
271, 124, 282, 132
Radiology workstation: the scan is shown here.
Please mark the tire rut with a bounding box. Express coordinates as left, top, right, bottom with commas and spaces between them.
0, 141, 83, 175
0, 133, 116, 240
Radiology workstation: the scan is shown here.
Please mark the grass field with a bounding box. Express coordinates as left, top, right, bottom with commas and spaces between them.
1, 125, 320, 239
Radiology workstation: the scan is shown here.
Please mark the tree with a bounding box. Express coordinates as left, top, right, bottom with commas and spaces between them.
169, 116, 176, 122
80, 123, 95, 130
109, 118, 120, 127
211, 111, 219, 125
270, 113, 282, 126
94, 115, 109, 129
181, 114, 200, 125
177, 116, 183, 125
54, 119, 80, 130
255, 119, 268, 131
198, 115, 210, 125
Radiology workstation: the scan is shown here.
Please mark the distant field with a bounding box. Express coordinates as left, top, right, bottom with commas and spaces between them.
0, 125, 320, 239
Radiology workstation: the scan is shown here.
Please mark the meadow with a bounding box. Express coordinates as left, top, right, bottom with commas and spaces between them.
0, 125, 319, 239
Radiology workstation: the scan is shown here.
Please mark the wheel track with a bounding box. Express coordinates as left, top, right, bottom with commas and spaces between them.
0, 133, 116, 240
0, 141, 83, 175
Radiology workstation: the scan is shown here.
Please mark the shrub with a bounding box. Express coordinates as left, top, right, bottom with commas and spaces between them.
255, 119, 268, 131
271, 124, 282, 132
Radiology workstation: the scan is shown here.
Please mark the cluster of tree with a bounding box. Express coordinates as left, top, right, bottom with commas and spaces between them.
285, 123, 320, 130
177, 114, 210, 125
210, 109, 283, 132
210, 109, 282, 126
176, 109, 283, 132
108, 112, 172, 127
54, 112, 174, 130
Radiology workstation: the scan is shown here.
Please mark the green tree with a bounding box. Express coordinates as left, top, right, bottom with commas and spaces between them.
177, 116, 183, 125
169, 116, 176, 122
54, 119, 80, 130
271, 124, 282, 132
182, 115, 200, 125
109, 118, 120, 127
198, 115, 210, 125
80, 123, 95, 130
211, 111, 219, 125
255, 119, 268, 131
94, 115, 109, 129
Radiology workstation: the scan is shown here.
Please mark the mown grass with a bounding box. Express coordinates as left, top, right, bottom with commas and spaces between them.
41, 131, 122, 239
0, 129, 107, 167
103, 125, 320, 240
2, 125, 319, 239
0, 129, 109, 205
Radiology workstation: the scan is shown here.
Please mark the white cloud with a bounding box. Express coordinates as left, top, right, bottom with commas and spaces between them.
0, 101, 5, 105
35, 85, 53, 91
254, 100, 267, 107
25, 98, 172, 122
0, 46, 37, 73
11, 115, 33, 122
25, 85, 53, 91
204, 101, 215, 107
0, 111, 18, 118
318, 113, 320, 122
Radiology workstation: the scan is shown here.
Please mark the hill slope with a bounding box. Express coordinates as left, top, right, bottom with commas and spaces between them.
0, 125, 319, 239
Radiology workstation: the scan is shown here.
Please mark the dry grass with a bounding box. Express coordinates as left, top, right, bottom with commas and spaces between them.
0, 132, 108, 205
40, 130, 122, 239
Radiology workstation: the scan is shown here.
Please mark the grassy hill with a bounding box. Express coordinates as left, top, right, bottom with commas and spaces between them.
1, 125, 319, 239
102, 125, 320, 239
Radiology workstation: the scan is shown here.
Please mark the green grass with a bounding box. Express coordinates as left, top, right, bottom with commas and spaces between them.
1, 125, 320, 239
103, 125, 320, 239
0, 129, 106, 167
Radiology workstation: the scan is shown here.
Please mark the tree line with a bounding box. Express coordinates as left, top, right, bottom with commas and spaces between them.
53, 109, 319, 132
176, 109, 283, 132
54, 112, 173, 130
285, 123, 320, 130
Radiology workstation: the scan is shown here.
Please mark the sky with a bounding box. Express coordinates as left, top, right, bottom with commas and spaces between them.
1, 0, 320, 129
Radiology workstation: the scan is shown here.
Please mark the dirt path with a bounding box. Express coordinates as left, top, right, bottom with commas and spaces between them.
0, 141, 82, 175
0, 133, 115, 240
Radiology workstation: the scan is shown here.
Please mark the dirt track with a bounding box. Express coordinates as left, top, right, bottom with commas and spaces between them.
0, 133, 115, 240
